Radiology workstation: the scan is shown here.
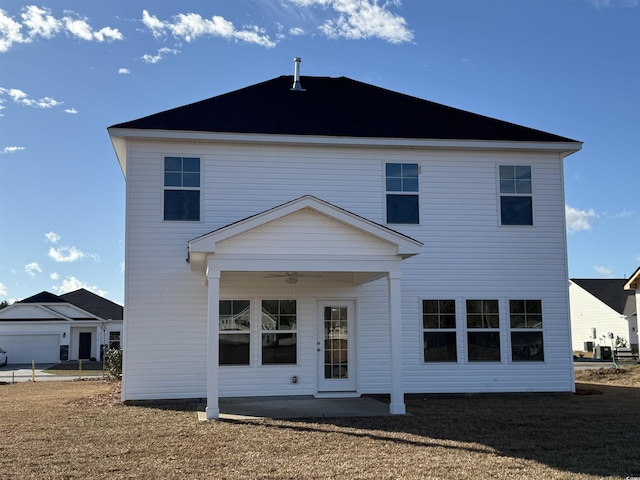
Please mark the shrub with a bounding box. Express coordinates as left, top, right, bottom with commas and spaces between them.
105, 348, 123, 379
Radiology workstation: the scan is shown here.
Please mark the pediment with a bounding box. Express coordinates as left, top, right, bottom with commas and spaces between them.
188, 196, 422, 272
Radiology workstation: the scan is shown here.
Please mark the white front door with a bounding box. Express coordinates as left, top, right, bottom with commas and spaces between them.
317, 300, 357, 393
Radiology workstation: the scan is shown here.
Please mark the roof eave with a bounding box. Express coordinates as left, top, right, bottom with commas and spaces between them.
106, 127, 582, 155
624, 266, 640, 290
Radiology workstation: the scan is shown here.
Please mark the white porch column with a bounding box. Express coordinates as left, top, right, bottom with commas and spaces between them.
206, 267, 221, 420
388, 271, 406, 414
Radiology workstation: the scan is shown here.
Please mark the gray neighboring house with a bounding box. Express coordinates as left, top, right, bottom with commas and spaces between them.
0, 289, 123, 364
569, 277, 638, 353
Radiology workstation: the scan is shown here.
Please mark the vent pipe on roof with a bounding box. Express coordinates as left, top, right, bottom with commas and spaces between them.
291, 57, 305, 91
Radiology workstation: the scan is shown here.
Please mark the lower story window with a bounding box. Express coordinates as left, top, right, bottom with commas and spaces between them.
510, 300, 544, 361
219, 300, 250, 365
262, 300, 297, 365
422, 299, 457, 362
467, 299, 501, 362
108, 331, 121, 349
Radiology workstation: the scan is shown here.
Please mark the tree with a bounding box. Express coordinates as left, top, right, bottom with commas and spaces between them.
0, 300, 8, 310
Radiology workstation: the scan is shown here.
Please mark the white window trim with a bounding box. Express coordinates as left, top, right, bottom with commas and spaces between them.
384, 161, 421, 225
421, 298, 458, 364
162, 155, 203, 222
497, 163, 535, 227
508, 298, 545, 363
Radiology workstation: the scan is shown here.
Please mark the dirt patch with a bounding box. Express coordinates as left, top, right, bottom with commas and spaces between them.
574, 365, 640, 386
67, 380, 122, 408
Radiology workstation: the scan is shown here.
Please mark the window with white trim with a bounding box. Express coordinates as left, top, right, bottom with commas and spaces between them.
219, 300, 250, 365
499, 165, 532, 226
422, 300, 457, 362
164, 156, 200, 221
108, 331, 121, 349
510, 300, 544, 362
261, 300, 297, 365
466, 299, 501, 362
386, 163, 419, 224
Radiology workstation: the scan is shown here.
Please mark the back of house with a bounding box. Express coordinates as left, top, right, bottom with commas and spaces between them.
109, 63, 581, 416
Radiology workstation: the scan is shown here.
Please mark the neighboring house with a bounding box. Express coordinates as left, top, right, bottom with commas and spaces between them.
569, 278, 638, 354
624, 266, 640, 348
0, 289, 123, 364
108, 61, 582, 419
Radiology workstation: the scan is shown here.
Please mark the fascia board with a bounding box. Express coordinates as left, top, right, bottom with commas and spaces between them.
106, 128, 582, 155
624, 267, 640, 290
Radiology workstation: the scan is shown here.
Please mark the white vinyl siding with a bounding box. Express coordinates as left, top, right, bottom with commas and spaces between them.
121, 141, 574, 399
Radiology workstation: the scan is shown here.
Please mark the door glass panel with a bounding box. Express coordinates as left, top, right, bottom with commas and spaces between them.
324, 306, 348, 379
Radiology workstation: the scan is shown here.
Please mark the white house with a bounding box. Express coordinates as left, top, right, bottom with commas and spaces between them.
109, 61, 582, 419
0, 289, 123, 364
569, 278, 638, 354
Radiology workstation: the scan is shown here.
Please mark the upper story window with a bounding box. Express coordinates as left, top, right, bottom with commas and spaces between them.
164, 156, 200, 221
499, 165, 532, 226
386, 163, 419, 224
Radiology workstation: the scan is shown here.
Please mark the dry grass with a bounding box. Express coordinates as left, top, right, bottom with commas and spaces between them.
2, 367, 640, 480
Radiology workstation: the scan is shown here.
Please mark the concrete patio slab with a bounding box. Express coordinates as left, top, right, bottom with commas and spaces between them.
199, 395, 394, 421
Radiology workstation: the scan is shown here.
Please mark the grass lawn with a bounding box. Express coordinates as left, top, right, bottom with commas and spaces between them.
2, 366, 639, 479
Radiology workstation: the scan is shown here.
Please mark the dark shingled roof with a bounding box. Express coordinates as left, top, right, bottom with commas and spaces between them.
16, 289, 123, 320
571, 279, 637, 316
19, 291, 65, 304
110, 76, 577, 143
60, 289, 123, 321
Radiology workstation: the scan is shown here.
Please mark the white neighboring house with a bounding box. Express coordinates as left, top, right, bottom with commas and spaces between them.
0, 289, 123, 364
108, 64, 582, 419
624, 267, 640, 349
569, 278, 638, 354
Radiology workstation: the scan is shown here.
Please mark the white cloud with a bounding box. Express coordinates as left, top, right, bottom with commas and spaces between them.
614, 210, 633, 218
142, 47, 180, 64
48, 245, 99, 263
2, 146, 25, 154
0, 282, 7, 296
0, 86, 62, 109
52, 276, 107, 296
22, 5, 60, 39
64, 107, 78, 114
118, 68, 130, 74
50, 272, 59, 280
25, 262, 42, 276
141, 9, 276, 48
593, 265, 614, 277
590, 0, 638, 9
0, 6, 123, 53
0, 8, 27, 53
289, 27, 306, 36
45, 231, 61, 243
288, 0, 413, 44
566, 205, 598, 234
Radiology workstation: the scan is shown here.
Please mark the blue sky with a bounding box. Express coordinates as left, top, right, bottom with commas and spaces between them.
0, 0, 638, 305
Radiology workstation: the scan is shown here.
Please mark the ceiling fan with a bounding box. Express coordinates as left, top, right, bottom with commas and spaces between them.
263, 272, 323, 284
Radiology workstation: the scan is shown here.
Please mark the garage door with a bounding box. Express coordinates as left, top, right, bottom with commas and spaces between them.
0, 334, 60, 364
